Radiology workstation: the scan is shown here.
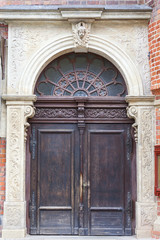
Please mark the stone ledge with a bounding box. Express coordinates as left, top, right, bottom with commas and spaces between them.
0, 236, 152, 240
0, 5, 152, 21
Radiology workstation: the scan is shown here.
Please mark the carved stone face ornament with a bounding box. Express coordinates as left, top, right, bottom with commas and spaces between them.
72, 21, 91, 47
77, 22, 86, 40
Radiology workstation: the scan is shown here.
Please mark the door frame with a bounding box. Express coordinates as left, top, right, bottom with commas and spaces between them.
26, 97, 136, 235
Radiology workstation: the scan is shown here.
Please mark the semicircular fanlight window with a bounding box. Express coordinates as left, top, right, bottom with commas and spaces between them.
35, 52, 127, 97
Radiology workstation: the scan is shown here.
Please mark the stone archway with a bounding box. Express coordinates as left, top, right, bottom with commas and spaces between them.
2, 35, 156, 238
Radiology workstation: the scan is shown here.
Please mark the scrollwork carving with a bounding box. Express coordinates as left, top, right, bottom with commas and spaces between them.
141, 206, 156, 226
24, 106, 35, 142
8, 109, 21, 201
35, 108, 77, 118
141, 109, 154, 202
6, 206, 21, 227
72, 22, 91, 47
85, 108, 127, 118
127, 106, 138, 142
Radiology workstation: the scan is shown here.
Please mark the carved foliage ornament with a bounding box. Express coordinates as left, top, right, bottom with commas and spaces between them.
34, 108, 128, 119
6, 206, 21, 227
141, 109, 154, 202
127, 106, 138, 142
141, 206, 156, 227
85, 108, 127, 119
72, 22, 91, 47
35, 108, 77, 118
24, 106, 35, 142
8, 109, 21, 201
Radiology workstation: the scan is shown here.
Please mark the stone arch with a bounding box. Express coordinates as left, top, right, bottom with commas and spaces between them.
19, 35, 143, 96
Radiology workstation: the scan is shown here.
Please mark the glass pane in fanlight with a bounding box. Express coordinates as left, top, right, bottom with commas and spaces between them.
74, 90, 88, 97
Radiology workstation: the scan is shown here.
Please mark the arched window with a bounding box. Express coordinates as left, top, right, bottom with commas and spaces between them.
35, 52, 127, 97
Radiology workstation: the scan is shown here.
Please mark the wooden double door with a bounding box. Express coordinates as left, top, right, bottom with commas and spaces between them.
29, 113, 134, 236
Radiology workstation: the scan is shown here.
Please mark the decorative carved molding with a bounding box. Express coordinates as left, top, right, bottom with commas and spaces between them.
141, 206, 156, 227
6, 206, 21, 227
127, 106, 138, 142
10, 26, 40, 90
77, 102, 85, 133
24, 106, 35, 142
8, 108, 21, 201
72, 22, 91, 47
35, 108, 77, 118
85, 108, 128, 118
135, 26, 151, 95
141, 109, 154, 202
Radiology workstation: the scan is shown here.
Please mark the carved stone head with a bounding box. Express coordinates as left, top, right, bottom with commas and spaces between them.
77, 22, 86, 39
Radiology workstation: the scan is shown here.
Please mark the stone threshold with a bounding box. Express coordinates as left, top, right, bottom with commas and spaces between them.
0, 236, 153, 240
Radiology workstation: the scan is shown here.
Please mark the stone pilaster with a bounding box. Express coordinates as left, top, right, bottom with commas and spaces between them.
127, 96, 156, 238
2, 96, 36, 238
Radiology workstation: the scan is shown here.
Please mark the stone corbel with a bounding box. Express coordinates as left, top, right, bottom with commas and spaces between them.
24, 106, 35, 142
127, 106, 138, 142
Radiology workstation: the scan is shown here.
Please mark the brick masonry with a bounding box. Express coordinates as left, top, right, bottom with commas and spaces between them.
148, 0, 160, 160
146, 1, 160, 238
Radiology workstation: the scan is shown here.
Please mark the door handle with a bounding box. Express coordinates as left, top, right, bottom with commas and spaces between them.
83, 182, 89, 188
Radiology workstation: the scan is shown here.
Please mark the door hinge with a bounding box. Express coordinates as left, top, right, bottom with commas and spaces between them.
30, 126, 36, 160
29, 192, 36, 227
126, 127, 132, 161
126, 192, 132, 228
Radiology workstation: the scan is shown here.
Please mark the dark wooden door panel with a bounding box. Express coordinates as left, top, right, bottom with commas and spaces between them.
38, 129, 74, 234
30, 122, 133, 236
30, 124, 80, 235
85, 124, 132, 236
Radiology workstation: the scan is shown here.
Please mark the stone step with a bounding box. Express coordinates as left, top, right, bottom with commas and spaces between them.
0, 236, 153, 240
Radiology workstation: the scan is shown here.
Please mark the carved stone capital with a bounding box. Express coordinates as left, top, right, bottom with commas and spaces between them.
72, 21, 91, 48
127, 106, 138, 142
24, 106, 35, 142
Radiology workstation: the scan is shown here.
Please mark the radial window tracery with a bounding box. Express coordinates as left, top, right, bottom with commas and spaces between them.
35, 53, 127, 97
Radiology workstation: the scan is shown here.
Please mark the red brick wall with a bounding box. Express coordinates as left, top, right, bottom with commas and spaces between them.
0, 24, 8, 39
148, 0, 160, 147
148, 0, 160, 239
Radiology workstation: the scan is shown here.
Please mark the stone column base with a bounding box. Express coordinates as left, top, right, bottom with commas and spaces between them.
135, 202, 156, 238
2, 228, 27, 238
136, 229, 152, 238
2, 201, 27, 238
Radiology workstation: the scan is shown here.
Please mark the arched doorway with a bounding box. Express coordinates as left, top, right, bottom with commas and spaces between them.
28, 52, 135, 236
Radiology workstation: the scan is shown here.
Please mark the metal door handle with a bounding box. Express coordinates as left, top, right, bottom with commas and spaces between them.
83, 182, 89, 188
